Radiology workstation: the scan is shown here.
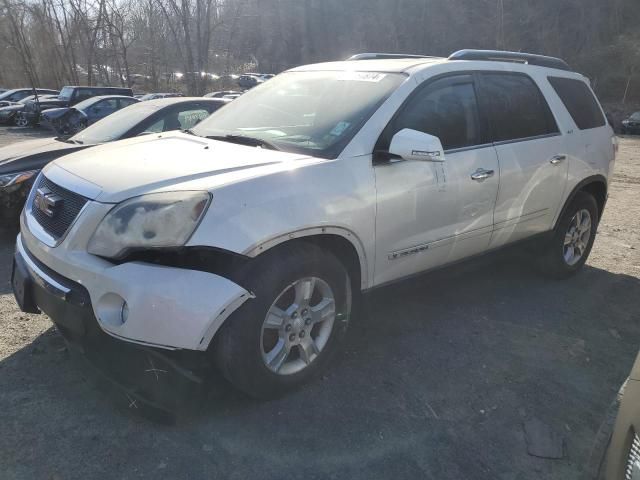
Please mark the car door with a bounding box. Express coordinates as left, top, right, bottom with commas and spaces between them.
477, 72, 569, 248
373, 74, 500, 286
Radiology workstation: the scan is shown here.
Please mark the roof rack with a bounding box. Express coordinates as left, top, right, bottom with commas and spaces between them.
448, 49, 571, 71
347, 53, 435, 61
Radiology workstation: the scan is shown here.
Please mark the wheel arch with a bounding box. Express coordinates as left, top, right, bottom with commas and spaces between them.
554, 175, 608, 229
244, 227, 369, 291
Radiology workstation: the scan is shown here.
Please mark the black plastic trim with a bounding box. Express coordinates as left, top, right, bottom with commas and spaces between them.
553, 175, 608, 229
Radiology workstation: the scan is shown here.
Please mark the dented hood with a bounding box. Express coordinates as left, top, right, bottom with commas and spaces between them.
43, 131, 315, 203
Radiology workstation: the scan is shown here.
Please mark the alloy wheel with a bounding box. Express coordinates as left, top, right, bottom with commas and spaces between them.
563, 208, 592, 266
15, 114, 28, 127
260, 277, 336, 375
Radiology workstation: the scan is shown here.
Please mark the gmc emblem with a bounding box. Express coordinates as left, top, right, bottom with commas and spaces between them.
33, 188, 63, 218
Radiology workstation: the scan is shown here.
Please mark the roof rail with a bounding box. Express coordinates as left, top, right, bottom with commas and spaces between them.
347, 53, 435, 61
448, 49, 572, 72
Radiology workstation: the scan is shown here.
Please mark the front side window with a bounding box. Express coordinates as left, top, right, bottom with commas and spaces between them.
480, 73, 558, 143
191, 70, 406, 158
380, 76, 483, 151
548, 77, 606, 130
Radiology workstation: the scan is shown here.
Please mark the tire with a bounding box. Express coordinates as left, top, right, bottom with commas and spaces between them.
214, 243, 352, 399
538, 191, 599, 278
14, 114, 29, 127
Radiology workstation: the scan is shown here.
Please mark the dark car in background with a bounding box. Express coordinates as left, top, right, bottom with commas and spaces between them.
0, 94, 58, 125
40, 95, 139, 135
19, 85, 134, 126
622, 112, 640, 135
0, 88, 59, 108
0, 97, 228, 220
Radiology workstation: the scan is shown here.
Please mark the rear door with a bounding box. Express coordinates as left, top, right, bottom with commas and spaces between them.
477, 72, 569, 248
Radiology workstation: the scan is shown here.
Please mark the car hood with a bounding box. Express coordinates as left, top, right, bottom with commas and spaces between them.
44, 131, 318, 203
0, 137, 86, 175
42, 107, 72, 119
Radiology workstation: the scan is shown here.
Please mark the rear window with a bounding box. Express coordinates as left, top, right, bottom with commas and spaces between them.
480, 73, 559, 143
547, 77, 605, 130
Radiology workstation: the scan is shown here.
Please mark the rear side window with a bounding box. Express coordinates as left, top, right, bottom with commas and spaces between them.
480, 73, 558, 143
547, 77, 605, 130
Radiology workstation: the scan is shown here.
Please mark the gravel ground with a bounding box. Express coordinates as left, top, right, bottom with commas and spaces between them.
0, 127, 639, 480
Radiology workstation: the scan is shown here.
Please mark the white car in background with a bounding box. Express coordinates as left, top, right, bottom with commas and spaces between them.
13, 50, 616, 402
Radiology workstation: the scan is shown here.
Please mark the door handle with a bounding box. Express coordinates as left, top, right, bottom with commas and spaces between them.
550, 154, 567, 165
470, 169, 495, 181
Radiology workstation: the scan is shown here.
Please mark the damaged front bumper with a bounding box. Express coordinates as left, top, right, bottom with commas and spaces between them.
12, 234, 250, 420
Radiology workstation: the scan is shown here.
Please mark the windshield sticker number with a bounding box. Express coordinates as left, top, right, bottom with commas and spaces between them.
337, 72, 387, 83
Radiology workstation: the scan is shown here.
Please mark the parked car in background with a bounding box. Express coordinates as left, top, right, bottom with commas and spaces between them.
204, 90, 242, 98
10, 50, 616, 403
621, 112, 640, 135
223, 93, 242, 100
40, 95, 139, 135
0, 88, 59, 108
237, 74, 264, 89
19, 86, 134, 127
139, 92, 184, 101
0, 97, 228, 220
0, 94, 57, 125
0, 88, 8, 94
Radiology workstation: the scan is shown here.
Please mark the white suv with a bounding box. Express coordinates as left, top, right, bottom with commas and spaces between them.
12, 50, 616, 400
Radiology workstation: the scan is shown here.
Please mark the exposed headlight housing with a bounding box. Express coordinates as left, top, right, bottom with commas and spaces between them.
87, 191, 211, 259
0, 170, 38, 189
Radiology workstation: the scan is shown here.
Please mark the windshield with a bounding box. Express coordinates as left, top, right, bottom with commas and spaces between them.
0, 89, 20, 101
69, 103, 157, 144
73, 97, 103, 110
191, 70, 406, 158
631, 112, 640, 121
58, 86, 74, 101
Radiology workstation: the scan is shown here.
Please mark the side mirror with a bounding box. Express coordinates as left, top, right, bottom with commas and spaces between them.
388, 128, 445, 162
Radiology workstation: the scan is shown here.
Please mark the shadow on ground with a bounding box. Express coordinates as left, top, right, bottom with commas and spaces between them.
0, 239, 638, 479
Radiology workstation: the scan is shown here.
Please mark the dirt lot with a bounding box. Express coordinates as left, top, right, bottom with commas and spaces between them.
0, 127, 639, 480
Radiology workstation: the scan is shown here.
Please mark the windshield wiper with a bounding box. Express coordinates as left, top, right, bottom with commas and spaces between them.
57, 137, 83, 144
205, 134, 280, 151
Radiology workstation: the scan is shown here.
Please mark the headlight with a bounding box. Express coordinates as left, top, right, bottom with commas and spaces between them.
622, 120, 630, 125
87, 191, 211, 259
0, 170, 38, 189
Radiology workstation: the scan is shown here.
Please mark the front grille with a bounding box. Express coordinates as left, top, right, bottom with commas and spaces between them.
30, 175, 88, 240
625, 433, 640, 480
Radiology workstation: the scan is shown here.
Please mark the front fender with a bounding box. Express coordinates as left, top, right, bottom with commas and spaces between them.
186, 155, 376, 289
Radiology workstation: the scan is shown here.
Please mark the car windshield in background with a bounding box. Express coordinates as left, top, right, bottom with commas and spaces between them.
58, 86, 74, 101
0, 90, 20, 101
191, 70, 406, 158
631, 112, 640, 121
69, 104, 157, 144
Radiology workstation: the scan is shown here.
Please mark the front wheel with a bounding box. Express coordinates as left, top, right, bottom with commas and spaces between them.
538, 191, 599, 278
214, 243, 352, 399
14, 114, 29, 127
